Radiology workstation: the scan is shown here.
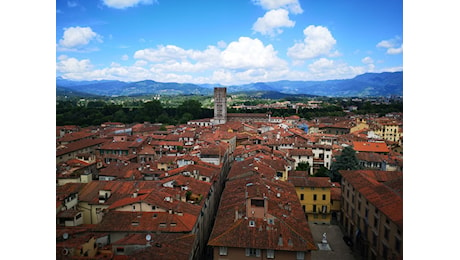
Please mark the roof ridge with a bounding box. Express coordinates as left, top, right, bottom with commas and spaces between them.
275, 216, 316, 249
209, 219, 244, 245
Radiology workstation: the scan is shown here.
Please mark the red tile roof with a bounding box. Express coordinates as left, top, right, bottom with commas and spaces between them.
56, 138, 109, 157
289, 176, 331, 188
98, 162, 143, 180
57, 131, 98, 143
94, 211, 197, 233
353, 141, 390, 153
208, 173, 316, 251
129, 233, 195, 260
340, 170, 402, 229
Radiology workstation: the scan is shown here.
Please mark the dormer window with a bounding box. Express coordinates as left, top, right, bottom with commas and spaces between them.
249, 220, 255, 227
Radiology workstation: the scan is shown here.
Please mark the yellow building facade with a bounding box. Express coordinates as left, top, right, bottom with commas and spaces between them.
291, 176, 332, 224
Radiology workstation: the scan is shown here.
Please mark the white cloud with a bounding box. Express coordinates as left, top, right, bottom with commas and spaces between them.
134, 37, 286, 72
361, 56, 374, 64
387, 44, 403, 54
121, 54, 129, 61
217, 40, 227, 49
220, 37, 287, 70
102, 0, 155, 9
252, 0, 303, 14
306, 58, 367, 80
58, 37, 291, 84
56, 55, 93, 73
376, 40, 393, 49
57, 55, 152, 81
67, 1, 78, 7
287, 25, 337, 60
58, 26, 102, 49
377, 38, 403, 55
134, 45, 190, 63
252, 9, 295, 36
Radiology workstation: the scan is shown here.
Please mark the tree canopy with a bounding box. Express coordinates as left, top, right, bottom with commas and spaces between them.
329, 146, 361, 182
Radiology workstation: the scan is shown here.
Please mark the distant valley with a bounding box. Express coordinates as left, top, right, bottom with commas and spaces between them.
56, 71, 402, 98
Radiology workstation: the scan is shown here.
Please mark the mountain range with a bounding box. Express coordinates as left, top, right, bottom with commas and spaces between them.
56, 71, 402, 98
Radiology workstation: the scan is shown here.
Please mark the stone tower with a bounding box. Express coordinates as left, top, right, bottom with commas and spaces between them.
213, 87, 227, 125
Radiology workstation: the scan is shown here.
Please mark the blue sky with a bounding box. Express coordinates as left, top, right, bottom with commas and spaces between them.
56, 0, 403, 85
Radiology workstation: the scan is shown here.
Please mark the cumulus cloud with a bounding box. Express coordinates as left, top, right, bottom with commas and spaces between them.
252, 0, 303, 14
57, 55, 152, 81
58, 37, 291, 84
287, 25, 337, 60
56, 55, 93, 73
252, 9, 295, 36
134, 45, 190, 63
102, 0, 155, 9
387, 44, 403, 55
377, 37, 403, 55
58, 26, 102, 49
220, 37, 287, 70
306, 58, 367, 80
134, 37, 286, 72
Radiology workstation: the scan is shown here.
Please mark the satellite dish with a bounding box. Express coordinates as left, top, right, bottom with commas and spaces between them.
63, 233, 69, 240
146, 234, 152, 241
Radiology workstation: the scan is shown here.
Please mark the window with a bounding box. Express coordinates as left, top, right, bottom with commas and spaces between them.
249, 220, 255, 227
383, 245, 388, 259
300, 194, 304, 200
395, 238, 401, 253
322, 194, 326, 200
384, 227, 389, 240
267, 249, 274, 258
246, 248, 260, 257
296, 251, 305, 260
219, 247, 227, 256
313, 205, 317, 212
313, 194, 317, 201
116, 247, 124, 253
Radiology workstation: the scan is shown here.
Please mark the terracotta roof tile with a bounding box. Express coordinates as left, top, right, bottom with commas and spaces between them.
340, 170, 402, 229
56, 138, 109, 157
353, 141, 390, 153
94, 211, 197, 233
208, 172, 316, 251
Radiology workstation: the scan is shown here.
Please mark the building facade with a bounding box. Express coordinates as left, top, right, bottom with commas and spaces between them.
340, 170, 403, 260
